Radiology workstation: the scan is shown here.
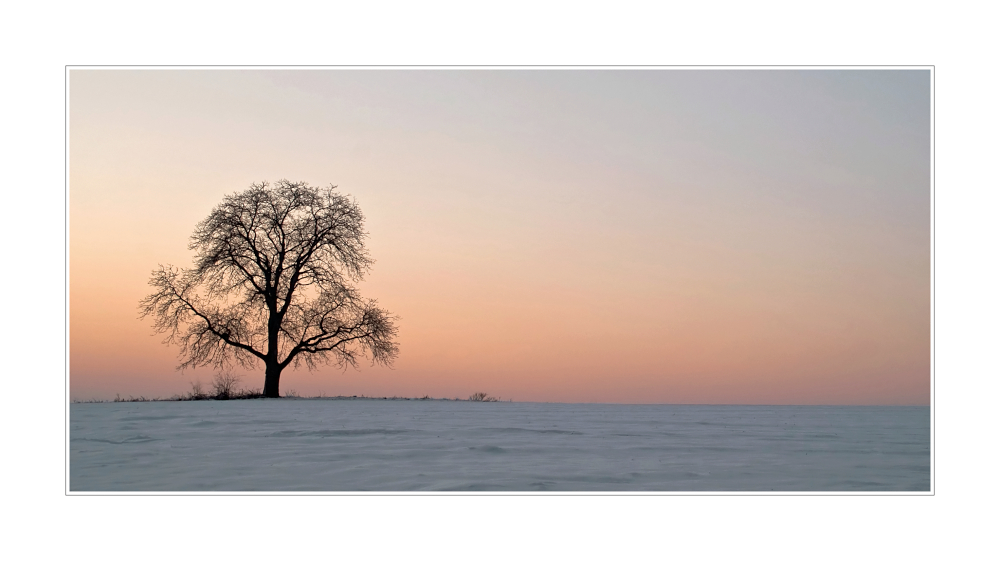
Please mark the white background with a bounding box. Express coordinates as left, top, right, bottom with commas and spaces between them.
3, 1, 992, 558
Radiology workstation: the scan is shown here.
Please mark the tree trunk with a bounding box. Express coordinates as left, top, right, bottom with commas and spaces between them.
264, 305, 282, 397
263, 360, 282, 398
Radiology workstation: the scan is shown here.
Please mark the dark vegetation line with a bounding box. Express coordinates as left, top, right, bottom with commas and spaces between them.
72, 374, 509, 403
74, 394, 510, 403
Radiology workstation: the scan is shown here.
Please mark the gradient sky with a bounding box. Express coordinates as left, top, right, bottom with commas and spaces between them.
69, 69, 930, 404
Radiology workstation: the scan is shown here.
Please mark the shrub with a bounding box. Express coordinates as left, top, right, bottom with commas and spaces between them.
469, 392, 499, 402
187, 380, 208, 400
212, 371, 243, 400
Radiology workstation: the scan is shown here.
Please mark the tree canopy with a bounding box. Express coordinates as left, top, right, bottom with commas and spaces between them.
140, 180, 398, 397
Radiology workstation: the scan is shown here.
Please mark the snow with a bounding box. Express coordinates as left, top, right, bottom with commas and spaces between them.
69, 400, 930, 492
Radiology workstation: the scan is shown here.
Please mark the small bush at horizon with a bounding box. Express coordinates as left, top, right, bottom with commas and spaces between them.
212, 371, 244, 400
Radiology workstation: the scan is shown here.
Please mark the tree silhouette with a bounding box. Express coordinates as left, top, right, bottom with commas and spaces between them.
140, 180, 398, 397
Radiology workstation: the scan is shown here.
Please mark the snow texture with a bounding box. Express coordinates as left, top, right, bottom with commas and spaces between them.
70, 400, 930, 492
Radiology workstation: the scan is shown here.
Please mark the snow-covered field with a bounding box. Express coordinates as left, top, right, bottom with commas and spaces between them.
69, 400, 930, 492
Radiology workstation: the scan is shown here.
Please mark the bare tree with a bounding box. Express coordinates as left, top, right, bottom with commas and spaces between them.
140, 180, 399, 397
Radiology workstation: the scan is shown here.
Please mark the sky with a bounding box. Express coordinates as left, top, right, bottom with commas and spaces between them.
69, 68, 931, 404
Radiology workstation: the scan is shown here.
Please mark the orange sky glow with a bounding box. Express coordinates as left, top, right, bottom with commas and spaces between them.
69, 69, 930, 404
